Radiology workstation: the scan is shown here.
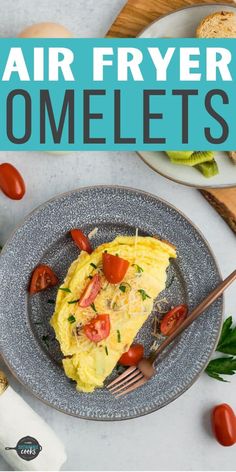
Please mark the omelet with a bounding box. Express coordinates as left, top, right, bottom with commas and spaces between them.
50, 235, 176, 392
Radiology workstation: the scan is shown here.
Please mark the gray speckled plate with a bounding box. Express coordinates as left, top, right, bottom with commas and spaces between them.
0, 186, 223, 420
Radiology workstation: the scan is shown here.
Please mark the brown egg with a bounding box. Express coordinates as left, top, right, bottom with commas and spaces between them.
18, 22, 73, 38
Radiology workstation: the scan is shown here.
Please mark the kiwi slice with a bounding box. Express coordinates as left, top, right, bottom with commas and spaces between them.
166, 151, 193, 161
169, 151, 214, 167
195, 159, 219, 178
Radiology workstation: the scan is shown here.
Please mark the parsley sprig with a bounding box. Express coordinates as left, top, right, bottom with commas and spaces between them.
216, 316, 236, 355
206, 316, 236, 382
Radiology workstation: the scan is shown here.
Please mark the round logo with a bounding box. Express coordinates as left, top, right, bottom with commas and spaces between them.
5, 436, 42, 461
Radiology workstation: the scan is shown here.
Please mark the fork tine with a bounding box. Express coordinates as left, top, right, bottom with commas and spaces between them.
115, 377, 147, 398
106, 366, 137, 388
109, 371, 144, 394
108, 368, 142, 392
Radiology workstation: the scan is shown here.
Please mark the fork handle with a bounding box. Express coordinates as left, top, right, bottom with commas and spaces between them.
149, 269, 236, 364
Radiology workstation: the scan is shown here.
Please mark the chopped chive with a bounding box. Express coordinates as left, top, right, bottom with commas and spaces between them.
42, 335, 50, 347
47, 299, 55, 304
59, 287, 71, 293
104, 250, 107, 253
119, 284, 126, 293
115, 253, 119, 257
138, 289, 151, 301
166, 275, 175, 289
68, 315, 76, 324
117, 330, 121, 343
68, 299, 79, 305
105, 346, 108, 356
90, 302, 97, 312
115, 364, 125, 374
35, 321, 42, 325
90, 263, 97, 269
132, 264, 144, 274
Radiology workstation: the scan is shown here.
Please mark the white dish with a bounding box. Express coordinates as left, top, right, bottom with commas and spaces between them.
138, 3, 236, 188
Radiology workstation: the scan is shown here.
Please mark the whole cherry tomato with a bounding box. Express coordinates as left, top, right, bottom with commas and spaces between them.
70, 229, 92, 254
102, 253, 129, 284
0, 163, 25, 200
119, 344, 144, 366
212, 403, 236, 447
29, 264, 58, 294
84, 314, 110, 343
79, 274, 101, 308
160, 304, 188, 336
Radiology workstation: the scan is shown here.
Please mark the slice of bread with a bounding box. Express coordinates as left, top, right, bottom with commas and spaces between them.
228, 151, 236, 164
196, 11, 236, 38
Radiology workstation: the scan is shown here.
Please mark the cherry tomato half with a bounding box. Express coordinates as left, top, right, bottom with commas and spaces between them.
102, 253, 129, 284
79, 274, 101, 308
70, 229, 92, 254
84, 314, 110, 343
212, 403, 236, 447
0, 163, 25, 200
29, 264, 58, 294
119, 344, 144, 366
160, 304, 188, 336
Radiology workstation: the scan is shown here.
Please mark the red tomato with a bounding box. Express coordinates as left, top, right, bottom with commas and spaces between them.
79, 274, 101, 308
102, 253, 129, 284
70, 229, 92, 254
212, 404, 236, 447
160, 304, 188, 336
119, 344, 144, 366
0, 163, 25, 200
84, 314, 110, 343
29, 264, 58, 294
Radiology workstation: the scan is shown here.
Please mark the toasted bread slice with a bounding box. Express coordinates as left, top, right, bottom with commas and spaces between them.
228, 151, 236, 164
196, 11, 236, 38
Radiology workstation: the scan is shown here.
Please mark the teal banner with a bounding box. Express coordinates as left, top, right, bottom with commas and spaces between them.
0, 38, 235, 150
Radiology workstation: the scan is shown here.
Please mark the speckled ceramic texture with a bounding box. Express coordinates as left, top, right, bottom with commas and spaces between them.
0, 186, 223, 420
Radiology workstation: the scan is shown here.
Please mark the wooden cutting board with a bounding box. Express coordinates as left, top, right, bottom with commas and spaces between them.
107, 0, 236, 234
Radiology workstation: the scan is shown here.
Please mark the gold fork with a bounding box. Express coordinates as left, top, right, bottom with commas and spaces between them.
107, 269, 236, 398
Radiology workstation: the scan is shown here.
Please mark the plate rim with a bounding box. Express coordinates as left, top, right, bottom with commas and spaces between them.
137, 2, 236, 189
137, 151, 236, 189
138, 2, 236, 38
0, 185, 224, 421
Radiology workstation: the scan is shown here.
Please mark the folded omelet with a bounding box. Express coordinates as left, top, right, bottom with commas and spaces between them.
51, 236, 176, 392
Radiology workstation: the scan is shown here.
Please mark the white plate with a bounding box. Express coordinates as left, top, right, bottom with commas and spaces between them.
138, 3, 236, 188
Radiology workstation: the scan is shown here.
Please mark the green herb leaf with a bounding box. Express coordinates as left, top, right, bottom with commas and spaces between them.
68, 315, 76, 324
90, 263, 97, 269
216, 316, 236, 355
119, 284, 126, 293
59, 287, 71, 293
206, 356, 236, 382
68, 299, 79, 305
90, 303, 97, 312
132, 264, 143, 274
205, 371, 227, 382
105, 346, 108, 356
117, 330, 121, 343
47, 299, 55, 304
138, 289, 151, 301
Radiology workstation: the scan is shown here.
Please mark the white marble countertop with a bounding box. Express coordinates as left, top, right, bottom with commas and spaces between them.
0, 1, 236, 470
